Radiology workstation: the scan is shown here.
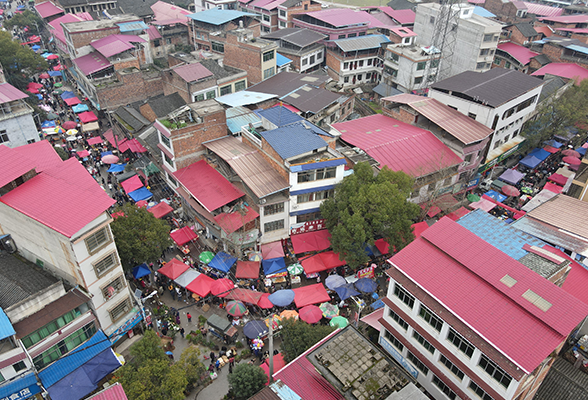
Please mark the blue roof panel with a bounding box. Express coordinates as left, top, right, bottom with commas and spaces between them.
187, 9, 258, 25
256, 106, 303, 127
276, 52, 292, 67
260, 121, 328, 159
567, 44, 588, 55
473, 6, 496, 17
0, 372, 41, 398
226, 106, 261, 134
117, 21, 149, 32
0, 308, 15, 340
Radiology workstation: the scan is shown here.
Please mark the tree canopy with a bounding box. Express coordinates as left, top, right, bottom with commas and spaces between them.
3, 10, 44, 35
228, 363, 267, 400
280, 318, 334, 363
0, 31, 48, 90
110, 203, 172, 270
320, 162, 420, 269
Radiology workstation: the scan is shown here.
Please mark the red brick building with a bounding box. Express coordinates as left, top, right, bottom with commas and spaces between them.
276, 0, 322, 29
223, 28, 278, 84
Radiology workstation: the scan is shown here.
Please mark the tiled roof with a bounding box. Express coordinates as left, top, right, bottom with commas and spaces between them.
333, 114, 463, 177
498, 41, 539, 65
514, 23, 538, 37
262, 28, 326, 47
11, 140, 63, 173
260, 121, 329, 160
146, 92, 186, 118
0, 82, 28, 104
248, 71, 329, 97
535, 358, 588, 400
281, 85, 341, 114
532, 62, 588, 84
172, 62, 213, 82
383, 93, 492, 145
389, 217, 588, 374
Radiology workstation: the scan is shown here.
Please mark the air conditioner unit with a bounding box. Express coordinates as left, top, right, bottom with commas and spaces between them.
260, 198, 267, 204
291, 204, 299, 210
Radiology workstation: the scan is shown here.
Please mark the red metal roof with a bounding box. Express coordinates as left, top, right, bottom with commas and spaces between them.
0, 83, 28, 104
293, 283, 330, 308
360, 308, 384, 331
48, 14, 85, 48
544, 246, 588, 306
304, 8, 389, 29
539, 14, 588, 23
389, 217, 588, 373
532, 63, 588, 84
146, 26, 162, 40
151, 0, 191, 25
173, 160, 244, 212
1, 158, 115, 238
91, 34, 145, 58
534, 26, 554, 37
147, 202, 173, 218
334, 114, 463, 177
73, 52, 112, 76
172, 62, 213, 82
377, 7, 416, 25
290, 229, 331, 254
523, 2, 563, 17
389, 26, 416, 38
35, 1, 63, 18
11, 140, 62, 173
498, 42, 539, 65
214, 205, 259, 234
87, 382, 128, 400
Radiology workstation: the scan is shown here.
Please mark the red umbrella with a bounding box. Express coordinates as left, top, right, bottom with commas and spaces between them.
299, 305, 323, 324
562, 149, 581, 158
257, 293, 273, 309
226, 300, 247, 317
102, 154, 119, 164
136, 200, 148, 208
47, 54, 59, 60
501, 185, 520, 197
563, 156, 582, 165
211, 278, 234, 297
39, 73, 50, 79
62, 121, 77, 130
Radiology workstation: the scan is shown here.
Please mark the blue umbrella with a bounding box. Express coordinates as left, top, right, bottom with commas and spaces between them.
165, 351, 173, 355
334, 283, 360, 301
132, 263, 151, 279
41, 52, 53, 58
243, 320, 269, 339
325, 274, 346, 290
268, 289, 295, 307
354, 278, 377, 293
107, 163, 127, 173
41, 120, 56, 128
32, 44, 41, 51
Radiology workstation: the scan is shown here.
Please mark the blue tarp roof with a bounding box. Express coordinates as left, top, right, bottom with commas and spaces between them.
226, 106, 261, 134
520, 154, 542, 168
260, 121, 328, 160
48, 70, 62, 77
209, 252, 237, 273
262, 257, 287, 275
577, 147, 587, 156
0, 308, 15, 341
72, 104, 89, 113
276, 52, 292, 67
107, 163, 126, 173
567, 44, 588, 55
473, 6, 496, 17
256, 106, 303, 127
60, 91, 76, 100
528, 148, 550, 161
128, 187, 153, 202
0, 372, 41, 399
133, 263, 151, 279
41, 120, 56, 128
117, 21, 149, 32
216, 91, 277, 107
545, 139, 563, 148
187, 9, 258, 25
39, 330, 113, 388
485, 190, 507, 203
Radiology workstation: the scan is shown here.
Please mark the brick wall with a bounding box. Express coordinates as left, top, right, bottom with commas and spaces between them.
224, 33, 263, 84
69, 27, 119, 53
571, 33, 588, 44
381, 104, 416, 124
484, 0, 518, 21
112, 58, 141, 71
542, 43, 565, 63
505, 26, 533, 46
97, 70, 163, 110
528, 57, 545, 72
285, 1, 321, 27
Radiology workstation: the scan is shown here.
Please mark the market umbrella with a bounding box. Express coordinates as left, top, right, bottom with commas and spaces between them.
102, 154, 119, 164
136, 200, 148, 208
501, 185, 520, 197
354, 278, 377, 293
39, 72, 50, 79
287, 263, 303, 275
280, 310, 299, 320
66, 129, 78, 135
54, 126, 65, 134
62, 121, 77, 130
257, 293, 274, 309
132, 263, 151, 279
319, 302, 339, 319
329, 316, 349, 329
563, 156, 582, 165
299, 305, 323, 324
211, 278, 234, 297
199, 251, 215, 264
248, 252, 262, 262
47, 112, 58, 120
562, 149, 580, 158
66, 136, 77, 142
54, 82, 63, 88
243, 320, 269, 339
226, 300, 247, 317
334, 283, 360, 300
268, 289, 295, 307
47, 54, 59, 60
467, 193, 480, 202
165, 351, 173, 356
325, 274, 347, 290
265, 314, 282, 330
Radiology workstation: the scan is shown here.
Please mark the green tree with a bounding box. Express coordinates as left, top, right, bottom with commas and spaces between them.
320, 162, 420, 269
521, 80, 588, 151
280, 318, 334, 363
228, 363, 267, 399
54, 146, 69, 161
0, 31, 48, 90
178, 345, 206, 391
110, 202, 172, 270
3, 10, 44, 35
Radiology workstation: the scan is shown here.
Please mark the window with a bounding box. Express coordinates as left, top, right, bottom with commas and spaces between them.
211, 41, 224, 53
389, 52, 399, 63
297, 189, 334, 203
263, 50, 275, 62
93, 252, 118, 277
384, 330, 404, 351
166, 38, 171, 44
414, 76, 423, 85
263, 67, 275, 80
264, 219, 285, 232
359, 31, 366, 36
480, 48, 489, 56
407, 351, 429, 375
0, 130, 8, 143
219, 85, 232, 96
478, 355, 512, 388
430, 16, 435, 24
417, 61, 426, 70
469, 381, 494, 400
309, 55, 315, 64
344, 76, 349, 83
13, 361, 26, 373
304, 3, 308, 9
432, 375, 457, 400
27, 139, 36, 144
348, 33, 357, 38
476, 62, 486, 69
102, 275, 126, 300
393, 284, 415, 309
367, 58, 372, 66
21, 304, 89, 348
419, 305, 443, 332
302, 58, 308, 66
109, 297, 132, 322
338, 34, 346, 39
296, 211, 321, 223
483, 34, 493, 42
494, 58, 500, 65
413, 331, 435, 354
85, 227, 110, 254
279, 9, 285, 17
358, 60, 364, 67
505, 61, 511, 69
164, 153, 173, 166
279, 21, 286, 28
447, 328, 474, 358
206, 90, 216, 100
32, 323, 96, 370
317, 52, 322, 60
431, 59, 439, 68
160, 132, 171, 148
0, 372, 3, 383
468, 112, 477, 120
439, 355, 464, 381
264, 202, 284, 215
297, 167, 336, 183
263, 14, 270, 21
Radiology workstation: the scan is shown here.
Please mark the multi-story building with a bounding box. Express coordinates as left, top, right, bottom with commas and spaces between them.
0, 82, 38, 148
493, 42, 540, 74
325, 34, 390, 87
262, 28, 326, 73
379, 217, 588, 400
223, 27, 278, 84
382, 39, 441, 93
429, 68, 544, 173
240, 0, 286, 33
276, 0, 322, 29
413, 3, 502, 80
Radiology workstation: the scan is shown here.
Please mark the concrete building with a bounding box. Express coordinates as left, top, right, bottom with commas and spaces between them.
379, 217, 588, 400
240, 0, 285, 33
429, 68, 544, 173
276, 0, 322, 29
493, 42, 540, 74
223, 28, 278, 84
382, 39, 441, 93
262, 28, 326, 73
0, 82, 38, 148
413, 3, 502, 80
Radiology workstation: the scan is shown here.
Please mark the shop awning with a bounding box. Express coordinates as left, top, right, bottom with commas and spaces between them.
72, 103, 89, 113
529, 148, 550, 161
300, 251, 346, 275
64, 97, 81, 106
469, 198, 496, 212
498, 169, 525, 185
214, 206, 259, 234
148, 202, 173, 218
0, 308, 15, 340
87, 136, 102, 145
235, 261, 260, 279
262, 257, 287, 275
548, 173, 568, 186
121, 175, 143, 193
119, 138, 148, 153
261, 241, 284, 259
360, 308, 384, 331
544, 145, 559, 153
543, 182, 563, 194
186, 274, 215, 297
291, 230, 331, 254
170, 226, 198, 246
0, 372, 41, 400
293, 283, 330, 308
545, 139, 563, 148
225, 288, 263, 304
209, 252, 237, 273
174, 268, 201, 288
158, 258, 189, 280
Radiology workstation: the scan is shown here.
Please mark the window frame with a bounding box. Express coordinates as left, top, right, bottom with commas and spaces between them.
439, 354, 465, 381
446, 327, 475, 358
92, 251, 119, 278
108, 297, 132, 323
384, 329, 404, 352
393, 284, 415, 309
264, 202, 284, 216
419, 305, 443, 332
263, 50, 275, 62
264, 219, 285, 232
413, 330, 435, 354
388, 309, 409, 330
407, 351, 429, 375
101, 274, 126, 301
432, 375, 457, 400
478, 354, 512, 389
84, 227, 111, 255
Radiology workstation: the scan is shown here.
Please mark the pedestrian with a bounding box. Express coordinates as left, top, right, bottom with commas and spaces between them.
175, 314, 180, 325
187, 312, 192, 323
179, 327, 185, 338
208, 364, 214, 373
210, 351, 216, 361
228, 363, 233, 374
229, 356, 235, 367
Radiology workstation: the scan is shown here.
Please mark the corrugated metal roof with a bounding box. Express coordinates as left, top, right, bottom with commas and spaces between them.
172, 62, 213, 82
523, 1, 563, 17
225, 106, 261, 134
548, 246, 588, 307
282, 85, 342, 114
216, 91, 277, 107
334, 34, 390, 52
0, 82, 28, 104
333, 114, 462, 177
303, 8, 388, 29
35, 1, 63, 18
87, 382, 128, 400
0, 145, 35, 188
204, 136, 289, 198
498, 42, 539, 65
538, 14, 587, 23
91, 34, 145, 58
187, 9, 258, 25
276, 52, 292, 67
567, 43, 588, 55
256, 106, 303, 126
0, 308, 15, 340
526, 194, 588, 239
383, 93, 492, 145
262, 28, 326, 47
473, 6, 496, 17
11, 140, 62, 173
391, 217, 588, 374
248, 71, 329, 97
532, 63, 588, 84
535, 357, 588, 400
261, 121, 329, 160
0, 372, 40, 399
116, 21, 148, 32
378, 6, 416, 24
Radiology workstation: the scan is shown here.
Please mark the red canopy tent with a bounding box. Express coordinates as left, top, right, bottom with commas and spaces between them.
412, 221, 430, 238
87, 136, 102, 145
374, 238, 389, 254
148, 202, 173, 219
261, 241, 285, 259
225, 288, 263, 304
26, 82, 43, 93
235, 261, 260, 279
121, 175, 143, 193
293, 283, 330, 308
77, 150, 90, 158
158, 258, 189, 280
257, 293, 273, 309
186, 274, 215, 297
548, 173, 568, 186
544, 145, 559, 154
290, 230, 331, 254
543, 182, 563, 194
170, 226, 198, 246
78, 111, 98, 123
64, 97, 82, 106
301, 251, 346, 274
260, 354, 286, 384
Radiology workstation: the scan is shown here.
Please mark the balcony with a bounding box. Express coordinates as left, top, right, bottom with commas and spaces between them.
0, 101, 33, 121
